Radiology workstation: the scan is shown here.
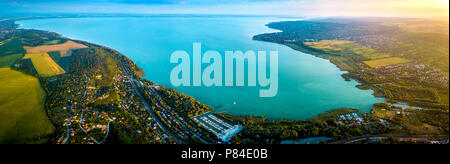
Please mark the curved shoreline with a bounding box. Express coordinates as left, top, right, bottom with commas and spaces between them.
16, 17, 382, 121
252, 23, 445, 111
4, 17, 448, 144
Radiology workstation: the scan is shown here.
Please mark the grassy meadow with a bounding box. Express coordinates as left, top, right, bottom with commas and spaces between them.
0, 39, 25, 55
363, 57, 411, 68
23, 53, 66, 77
0, 68, 54, 144
0, 53, 23, 67
304, 40, 391, 60
0, 38, 26, 68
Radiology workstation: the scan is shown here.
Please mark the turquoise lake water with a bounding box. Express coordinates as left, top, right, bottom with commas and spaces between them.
18, 16, 384, 120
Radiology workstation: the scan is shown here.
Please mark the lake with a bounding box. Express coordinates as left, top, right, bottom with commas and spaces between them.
18, 16, 384, 120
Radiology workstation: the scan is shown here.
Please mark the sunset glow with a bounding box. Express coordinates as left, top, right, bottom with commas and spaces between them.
1, 0, 449, 17
436, 0, 450, 8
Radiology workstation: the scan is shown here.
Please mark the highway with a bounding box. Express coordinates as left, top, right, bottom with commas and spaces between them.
121, 65, 191, 144
332, 134, 448, 144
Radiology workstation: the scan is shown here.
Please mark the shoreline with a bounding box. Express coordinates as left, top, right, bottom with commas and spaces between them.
252, 33, 433, 111
283, 42, 446, 110
14, 17, 395, 122
4, 16, 448, 144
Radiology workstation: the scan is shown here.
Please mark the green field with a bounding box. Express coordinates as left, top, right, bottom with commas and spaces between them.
0, 38, 26, 68
0, 54, 23, 68
363, 57, 411, 68
304, 40, 391, 60
23, 53, 66, 77
0, 68, 54, 144
0, 38, 26, 57
42, 40, 61, 45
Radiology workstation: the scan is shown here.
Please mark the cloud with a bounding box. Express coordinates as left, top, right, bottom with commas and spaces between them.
7, 1, 29, 7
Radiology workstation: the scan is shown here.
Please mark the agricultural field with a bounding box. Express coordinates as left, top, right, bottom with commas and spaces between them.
304, 40, 391, 60
0, 54, 23, 67
300, 40, 393, 72
303, 40, 353, 51
48, 51, 72, 72
0, 38, 26, 68
23, 53, 66, 77
24, 40, 87, 57
0, 68, 54, 144
363, 57, 411, 68
42, 40, 62, 45
0, 38, 26, 56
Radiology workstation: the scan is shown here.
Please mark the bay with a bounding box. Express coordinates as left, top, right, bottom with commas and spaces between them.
18, 16, 384, 120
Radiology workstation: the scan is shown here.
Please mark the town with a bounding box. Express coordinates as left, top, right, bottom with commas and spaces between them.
50, 61, 244, 144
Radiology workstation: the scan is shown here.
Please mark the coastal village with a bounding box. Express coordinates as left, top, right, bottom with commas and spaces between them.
53, 67, 242, 144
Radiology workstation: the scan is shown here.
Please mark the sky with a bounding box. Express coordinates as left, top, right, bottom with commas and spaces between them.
1, 0, 449, 17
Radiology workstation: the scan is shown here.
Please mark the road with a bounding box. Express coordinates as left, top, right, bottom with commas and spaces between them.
61, 114, 74, 144
62, 75, 91, 144
332, 134, 448, 144
97, 121, 112, 144
121, 65, 191, 144
146, 86, 211, 144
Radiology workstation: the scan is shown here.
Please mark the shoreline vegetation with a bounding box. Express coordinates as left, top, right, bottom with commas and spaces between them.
0, 16, 448, 144
253, 18, 449, 109
245, 17, 448, 143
